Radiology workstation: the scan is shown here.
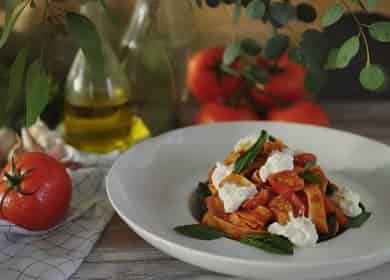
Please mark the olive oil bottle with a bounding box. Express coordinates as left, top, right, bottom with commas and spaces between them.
64, 2, 149, 153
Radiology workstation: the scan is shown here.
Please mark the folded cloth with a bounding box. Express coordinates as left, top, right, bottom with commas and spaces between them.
0, 148, 119, 280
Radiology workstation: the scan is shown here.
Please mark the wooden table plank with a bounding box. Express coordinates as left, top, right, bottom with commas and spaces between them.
72, 100, 390, 280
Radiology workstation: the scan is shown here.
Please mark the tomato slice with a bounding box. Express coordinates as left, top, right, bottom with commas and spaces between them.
268, 171, 304, 194
293, 153, 317, 167
284, 192, 307, 216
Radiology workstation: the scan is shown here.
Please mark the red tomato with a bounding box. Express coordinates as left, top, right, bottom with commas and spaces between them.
194, 102, 259, 124
0, 152, 72, 230
294, 153, 317, 167
267, 100, 331, 127
187, 47, 242, 102
268, 171, 304, 194
250, 53, 308, 107
241, 188, 271, 210
283, 192, 307, 216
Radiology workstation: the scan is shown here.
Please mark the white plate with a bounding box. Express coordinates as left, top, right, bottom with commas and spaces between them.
106, 122, 390, 280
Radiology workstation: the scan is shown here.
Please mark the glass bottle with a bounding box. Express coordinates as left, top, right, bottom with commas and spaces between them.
120, 0, 196, 135
64, 2, 150, 153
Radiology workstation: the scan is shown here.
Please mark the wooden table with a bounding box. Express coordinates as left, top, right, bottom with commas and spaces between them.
71, 100, 390, 280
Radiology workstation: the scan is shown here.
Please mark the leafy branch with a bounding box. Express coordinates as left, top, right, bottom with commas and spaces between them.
0, 0, 108, 131
198, 0, 389, 93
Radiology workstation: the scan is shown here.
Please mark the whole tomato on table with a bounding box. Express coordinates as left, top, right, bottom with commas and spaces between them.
0, 152, 72, 230
250, 53, 309, 107
194, 102, 259, 124
267, 100, 330, 127
187, 47, 242, 102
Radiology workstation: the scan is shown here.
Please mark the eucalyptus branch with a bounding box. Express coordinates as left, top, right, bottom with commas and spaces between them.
339, 0, 371, 65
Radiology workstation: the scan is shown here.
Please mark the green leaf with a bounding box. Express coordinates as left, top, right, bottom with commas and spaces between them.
359, 64, 386, 91
240, 234, 294, 255
243, 66, 269, 84
233, 0, 242, 24
336, 36, 360, 68
25, 60, 50, 127
302, 160, 315, 172
223, 42, 241, 65
0, 48, 28, 128
324, 48, 340, 70
304, 69, 327, 94
300, 29, 329, 68
0, 0, 30, 49
197, 182, 211, 200
246, 0, 266, 20
264, 34, 289, 60
234, 130, 268, 173
174, 224, 225, 240
299, 170, 321, 184
321, 4, 344, 27
66, 12, 105, 80
269, 3, 296, 27
368, 21, 390, 42
241, 38, 261, 56
346, 204, 371, 228
288, 48, 304, 65
367, 0, 379, 10
326, 182, 337, 196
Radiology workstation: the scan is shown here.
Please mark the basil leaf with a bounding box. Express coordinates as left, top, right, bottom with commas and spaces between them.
174, 224, 225, 240
240, 234, 294, 255
299, 171, 321, 184
302, 160, 315, 172
234, 130, 268, 173
197, 181, 211, 200
346, 204, 371, 228
326, 182, 337, 196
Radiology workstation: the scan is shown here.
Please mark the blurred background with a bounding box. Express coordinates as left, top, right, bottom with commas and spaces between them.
0, 0, 389, 151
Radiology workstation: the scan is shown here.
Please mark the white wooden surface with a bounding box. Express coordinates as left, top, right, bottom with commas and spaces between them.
72, 100, 390, 280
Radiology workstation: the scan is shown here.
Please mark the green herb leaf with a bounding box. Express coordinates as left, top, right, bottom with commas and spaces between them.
246, 0, 266, 20
296, 3, 317, 23
336, 36, 360, 68
368, 21, 390, 43
25, 60, 50, 127
304, 69, 328, 94
240, 234, 294, 255
321, 4, 344, 27
233, 0, 242, 24
241, 38, 261, 56
325, 182, 337, 196
66, 12, 105, 80
197, 182, 211, 200
269, 3, 296, 27
359, 64, 386, 91
288, 47, 305, 65
234, 130, 268, 173
0, 0, 30, 49
302, 160, 315, 172
223, 41, 241, 65
264, 34, 289, 60
346, 204, 371, 228
325, 48, 340, 70
0, 48, 28, 129
299, 170, 321, 185
174, 224, 225, 240
243, 66, 269, 84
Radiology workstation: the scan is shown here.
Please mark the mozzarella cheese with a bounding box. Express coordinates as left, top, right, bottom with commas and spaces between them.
268, 213, 318, 247
218, 176, 257, 213
211, 162, 234, 189
234, 134, 258, 152
331, 186, 362, 217
259, 149, 294, 182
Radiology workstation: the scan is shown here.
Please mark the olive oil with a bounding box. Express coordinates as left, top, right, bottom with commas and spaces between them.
64, 96, 150, 154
